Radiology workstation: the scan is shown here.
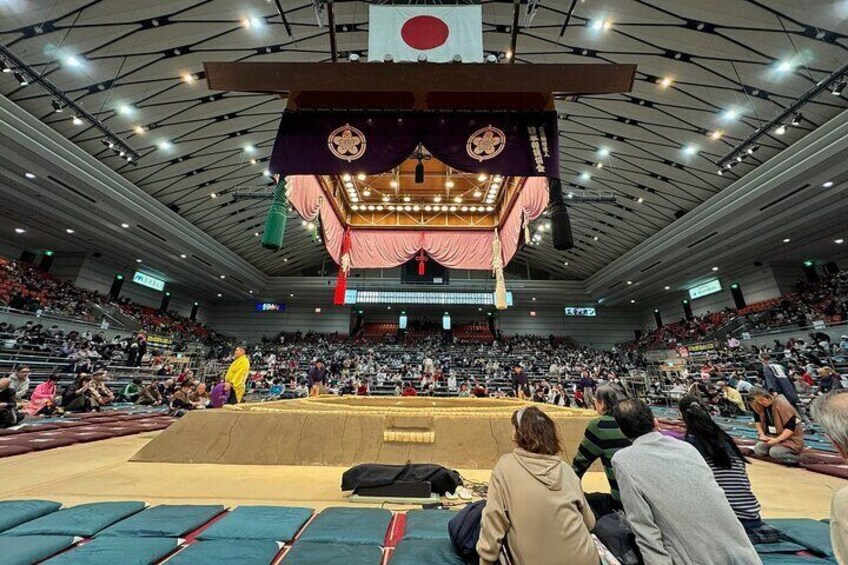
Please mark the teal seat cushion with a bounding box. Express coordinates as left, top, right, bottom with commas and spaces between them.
402, 510, 454, 541
768, 519, 834, 558
97, 504, 224, 538
167, 540, 281, 564
1, 501, 146, 537
284, 541, 383, 565
0, 500, 62, 533
198, 505, 313, 542
755, 541, 807, 554
297, 507, 391, 546
391, 539, 465, 565
43, 537, 179, 565
5, 535, 76, 565
760, 554, 833, 564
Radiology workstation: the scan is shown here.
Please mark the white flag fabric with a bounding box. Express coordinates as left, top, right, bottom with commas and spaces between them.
368, 5, 483, 63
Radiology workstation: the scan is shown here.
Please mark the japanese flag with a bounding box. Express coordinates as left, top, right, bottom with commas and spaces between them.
368, 5, 483, 63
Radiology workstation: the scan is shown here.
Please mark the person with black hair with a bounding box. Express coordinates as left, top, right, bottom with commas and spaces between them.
611, 399, 759, 565
572, 385, 630, 518
679, 395, 780, 545
224, 345, 250, 403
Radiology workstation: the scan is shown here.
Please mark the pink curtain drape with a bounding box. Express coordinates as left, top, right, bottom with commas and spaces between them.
286, 175, 548, 271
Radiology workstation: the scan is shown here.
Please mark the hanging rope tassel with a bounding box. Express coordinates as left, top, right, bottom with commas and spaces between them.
261, 176, 289, 250
492, 229, 508, 310
523, 210, 531, 246
334, 229, 352, 305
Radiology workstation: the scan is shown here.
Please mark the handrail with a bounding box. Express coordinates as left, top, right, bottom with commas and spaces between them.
0, 305, 120, 330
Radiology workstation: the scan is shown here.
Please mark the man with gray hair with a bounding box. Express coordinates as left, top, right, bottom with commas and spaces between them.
811, 391, 848, 564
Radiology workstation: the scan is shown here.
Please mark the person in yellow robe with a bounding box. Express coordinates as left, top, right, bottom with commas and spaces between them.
224, 345, 250, 403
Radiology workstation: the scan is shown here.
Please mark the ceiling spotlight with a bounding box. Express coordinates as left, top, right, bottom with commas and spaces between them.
711, 266, 719, 271
357, 173, 367, 181
349, 53, 360, 62
580, 172, 591, 181
445, 179, 454, 189
133, 125, 146, 135
485, 53, 497, 63
13, 72, 28, 86
774, 124, 787, 135
477, 173, 488, 182
51, 99, 63, 113
709, 130, 723, 140
783, 238, 791, 243
746, 145, 759, 155
776, 60, 794, 73
721, 108, 738, 121
210, 193, 217, 199
790, 113, 802, 126
592, 19, 611, 30
717, 169, 724, 176
594, 162, 603, 169
636, 197, 644, 203
836, 239, 844, 244
822, 181, 834, 188
66, 228, 75, 234
182, 73, 196, 84
0, 60, 10, 73
72, 115, 83, 126
263, 169, 272, 177
434, 195, 442, 203
832, 80, 846, 96
14, 228, 25, 234
626, 280, 632, 285
158, 140, 173, 151
664, 286, 671, 290
342, 174, 352, 182
362, 189, 371, 197
598, 147, 610, 157
683, 145, 697, 155
473, 190, 482, 198
180, 254, 187, 259
382, 195, 390, 202
403, 195, 411, 203
121, 223, 130, 229
630, 299, 636, 304
659, 77, 672, 88
24, 172, 36, 179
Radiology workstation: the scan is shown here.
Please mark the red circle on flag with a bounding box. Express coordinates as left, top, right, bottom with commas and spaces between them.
401, 15, 450, 50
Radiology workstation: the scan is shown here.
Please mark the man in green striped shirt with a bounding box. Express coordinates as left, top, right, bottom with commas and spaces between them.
572, 385, 631, 518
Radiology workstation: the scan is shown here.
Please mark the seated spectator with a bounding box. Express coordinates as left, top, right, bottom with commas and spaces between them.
811, 390, 848, 564
716, 380, 747, 416
401, 382, 417, 397
749, 386, 805, 464
190, 382, 210, 408
27, 373, 62, 417
169, 381, 194, 416
611, 398, 759, 564
137, 380, 163, 406
572, 385, 630, 518
61, 374, 98, 412
477, 406, 598, 565
819, 367, 843, 393
123, 378, 142, 403
209, 380, 231, 408
0, 377, 24, 427
679, 395, 780, 545
9, 366, 31, 401
91, 372, 115, 405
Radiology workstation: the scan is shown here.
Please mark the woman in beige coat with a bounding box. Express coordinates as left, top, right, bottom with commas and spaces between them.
477, 406, 599, 565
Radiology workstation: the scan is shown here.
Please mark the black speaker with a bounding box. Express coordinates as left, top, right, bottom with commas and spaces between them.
19, 250, 36, 264
547, 178, 574, 251
190, 302, 199, 321
109, 275, 124, 300
159, 291, 171, 313
354, 481, 432, 498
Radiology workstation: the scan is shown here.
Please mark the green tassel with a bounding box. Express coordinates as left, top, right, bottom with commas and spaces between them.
261, 178, 288, 250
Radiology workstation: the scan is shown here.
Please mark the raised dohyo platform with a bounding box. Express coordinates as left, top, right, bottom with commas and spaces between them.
132, 396, 596, 469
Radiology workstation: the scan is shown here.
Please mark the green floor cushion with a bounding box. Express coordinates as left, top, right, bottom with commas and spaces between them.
97, 504, 224, 538
43, 536, 179, 565
768, 519, 835, 559
283, 541, 384, 565
390, 538, 465, 565
297, 507, 392, 546
755, 541, 808, 554
197, 505, 314, 542
0, 500, 62, 533
760, 554, 834, 564
402, 510, 455, 541
5, 535, 76, 565
167, 540, 282, 564
1, 501, 146, 537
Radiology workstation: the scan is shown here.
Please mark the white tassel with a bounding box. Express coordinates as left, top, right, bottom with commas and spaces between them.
492, 230, 508, 310
523, 211, 530, 245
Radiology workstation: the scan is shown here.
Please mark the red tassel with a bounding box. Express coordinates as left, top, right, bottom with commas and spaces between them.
416, 249, 427, 275
334, 269, 347, 305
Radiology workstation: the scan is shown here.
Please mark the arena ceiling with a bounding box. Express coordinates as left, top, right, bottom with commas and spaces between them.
1, 0, 847, 280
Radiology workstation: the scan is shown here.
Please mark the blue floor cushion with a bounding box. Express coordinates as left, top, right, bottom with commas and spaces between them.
755, 540, 807, 554
402, 510, 455, 541
43, 537, 179, 565
391, 538, 465, 565
768, 519, 835, 558
284, 541, 383, 565
167, 540, 281, 564
760, 554, 834, 564
5, 535, 76, 565
297, 507, 392, 546
0, 500, 62, 533
198, 505, 314, 542
97, 504, 224, 537
1, 501, 146, 537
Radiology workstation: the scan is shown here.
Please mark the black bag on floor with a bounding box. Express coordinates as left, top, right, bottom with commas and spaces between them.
593, 511, 643, 565
341, 463, 461, 495
448, 499, 486, 561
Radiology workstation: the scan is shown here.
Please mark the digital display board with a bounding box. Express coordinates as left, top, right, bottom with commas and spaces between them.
256, 303, 286, 312
564, 307, 597, 317
343, 290, 513, 306
132, 271, 165, 292
688, 279, 722, 300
